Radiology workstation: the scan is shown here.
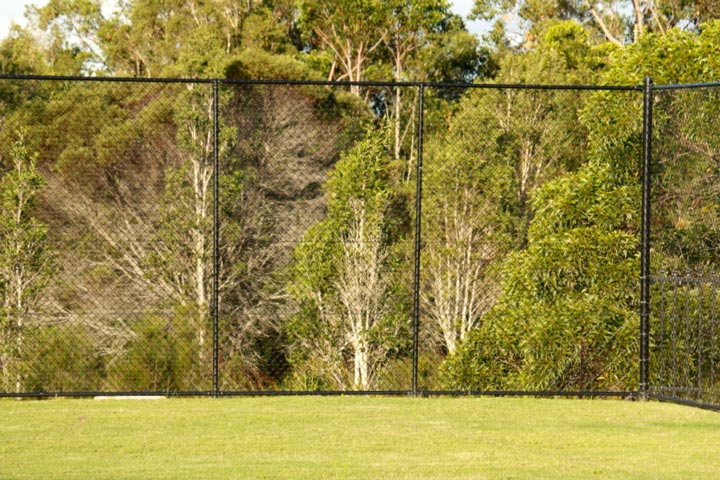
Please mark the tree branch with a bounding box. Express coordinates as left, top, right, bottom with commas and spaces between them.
585, 1, 623, 46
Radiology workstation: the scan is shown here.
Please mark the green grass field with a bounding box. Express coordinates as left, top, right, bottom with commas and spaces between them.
1, 396, 719, 479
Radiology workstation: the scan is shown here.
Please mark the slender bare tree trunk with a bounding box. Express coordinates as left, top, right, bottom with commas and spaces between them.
12, 285, 23, 394
393, 43, 403, 161
336, 200, 388, 390
631, 0, 645, 39
353, 336, 370, 388
184, 90, 216, 367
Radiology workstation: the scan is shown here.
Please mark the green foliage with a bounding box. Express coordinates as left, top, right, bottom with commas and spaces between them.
441, 163, 640, 391
528, 163, 639, 240
540, 21, 591, 71
288, 124, 397, 299
0, 81, 175, 191
286, 124, 411, 389
240, 2, 301, 55
587, 23, 720, 273
295, 0, 388, 85
297, 0, 488, 86
419, 30, 496, 83
438, 322, 518, 390
439, 22, 646, 391
383, 0, 488, 82
441, 20, 720, 393
21, 325, 104, 392
428, 26, 639, 389
0, 28, 58, 76
105, 313, 203, 392
429, 29, 595, 241
594, 21, 720, 86
0, 133, 53, 393
225, 48, 322, 81
470, 0, 714, 48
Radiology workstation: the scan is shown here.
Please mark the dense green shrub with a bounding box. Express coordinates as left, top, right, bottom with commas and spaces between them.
21, 325, 105, 393
105, 315, 206, 392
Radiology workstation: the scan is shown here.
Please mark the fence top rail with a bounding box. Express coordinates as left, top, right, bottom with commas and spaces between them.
653, 81, 720, 90
0, 73, 642, 91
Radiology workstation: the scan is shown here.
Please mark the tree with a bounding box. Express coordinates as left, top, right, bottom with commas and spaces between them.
83, 84, 233, 380
421, 152, 512, 355
24, 0, 106, 72
97, 0, 225, 77
440, 161, 641, 391
422, 99, 515, 355
151, 85, 231, 369
0, 133, 52, 393
0, 4, 98, 76
6, 81, 233, 389
587, 21, 720, 272
287, 125, 409, 389
297, 0, 389, 96
297, 0, 485, 162
381, 0, 481, 159
419, 22, 593, 364
441, 21, 720, 392
470, 0, 718, 46
215, 82, 371, 388
479, 23, 596, 225
334, 198, 394, 387
0, 27, 54, 75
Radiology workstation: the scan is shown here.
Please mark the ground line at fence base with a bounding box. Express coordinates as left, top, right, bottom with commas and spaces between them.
0, 390, 639, 399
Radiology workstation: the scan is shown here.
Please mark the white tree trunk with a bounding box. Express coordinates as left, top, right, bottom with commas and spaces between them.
353, 336, 370, 389
336, 199, 388, 389
424, 188, 501, 354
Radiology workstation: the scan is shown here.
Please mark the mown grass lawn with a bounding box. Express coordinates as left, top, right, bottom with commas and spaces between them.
0, 396, 718, 479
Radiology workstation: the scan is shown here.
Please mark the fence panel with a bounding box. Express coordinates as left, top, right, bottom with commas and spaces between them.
217, 82, 416, 393
650, 86, 720, 407
418, 85, 642, 395
0, 79, 216, 395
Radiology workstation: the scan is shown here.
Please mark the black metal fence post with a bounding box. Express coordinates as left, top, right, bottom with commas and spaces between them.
411, 85, 425, 396
640, 76, 653, 398
212, 80, 220, 397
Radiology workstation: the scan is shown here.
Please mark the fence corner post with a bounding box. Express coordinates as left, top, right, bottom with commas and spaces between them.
640, 76, 653, 400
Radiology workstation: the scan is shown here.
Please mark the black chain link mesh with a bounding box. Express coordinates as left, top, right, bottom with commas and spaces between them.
216, 83, 414, 392
650, 86, 720, 406
1, 79, 216, 394
419, 86, 640, 394
5, 76, 711, 402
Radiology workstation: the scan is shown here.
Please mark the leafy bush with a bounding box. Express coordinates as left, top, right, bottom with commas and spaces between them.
441, 162, 640, 392
105, 315, 206, 392
21, 325, 104, 393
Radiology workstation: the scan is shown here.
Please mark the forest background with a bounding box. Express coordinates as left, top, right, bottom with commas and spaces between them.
0, 0, 719, 394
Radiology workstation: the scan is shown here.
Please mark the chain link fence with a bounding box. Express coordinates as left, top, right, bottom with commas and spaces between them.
420, 85, 644, 396
1, 79, 218, 394
650, 85, 720, 408
0, 75, 716, 408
